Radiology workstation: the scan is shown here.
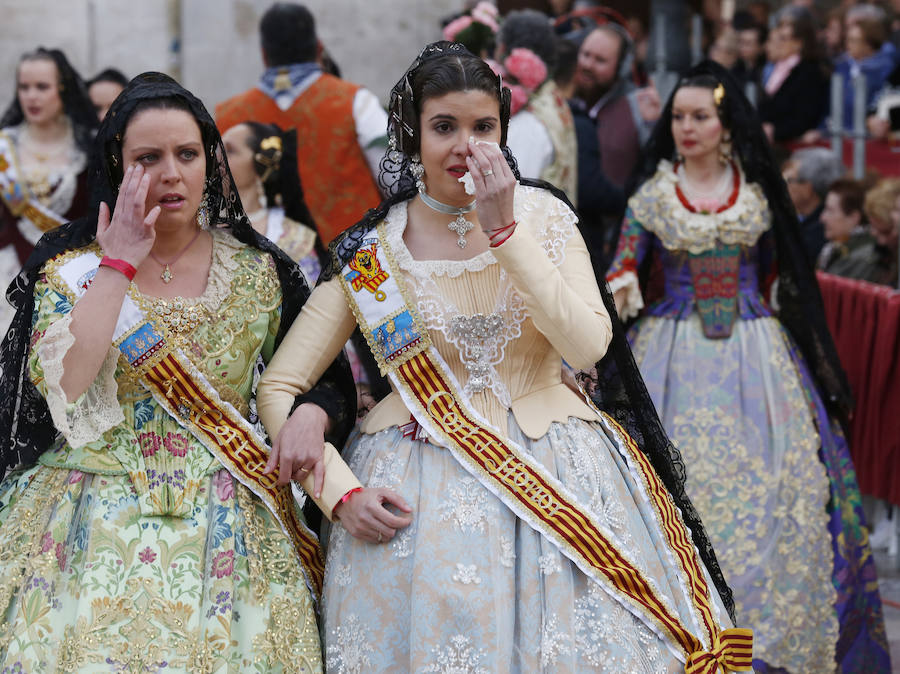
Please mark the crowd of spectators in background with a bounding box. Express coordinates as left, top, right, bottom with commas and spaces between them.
444, 0, 900, 289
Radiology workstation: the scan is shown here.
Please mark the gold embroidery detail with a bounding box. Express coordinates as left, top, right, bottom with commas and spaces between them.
0, 468, 69, 651
252, 595, 323, 672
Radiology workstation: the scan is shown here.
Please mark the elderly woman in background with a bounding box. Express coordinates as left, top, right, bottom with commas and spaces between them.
0, 47, 97, 335
818, 177, 886, 284
0, 72, 354, 672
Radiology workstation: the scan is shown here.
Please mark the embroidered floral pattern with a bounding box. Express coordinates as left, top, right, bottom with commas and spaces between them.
0, 234, 323, 672
438, 478, 491, 533
423, 635, 490, 674
325, 614, 375, 674
452, 563, 482, 585
629, 160, 770, 255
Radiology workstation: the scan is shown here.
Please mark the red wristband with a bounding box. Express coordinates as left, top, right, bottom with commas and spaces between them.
333, 486, 363, 519
488, 220, 516, 241
99, 256, 137, 281
489, 225, 517, 248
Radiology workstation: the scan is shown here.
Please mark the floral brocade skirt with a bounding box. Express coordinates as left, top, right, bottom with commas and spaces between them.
629, 312, 890, 673
320, 414, 732, 673
0, 464, 322, 673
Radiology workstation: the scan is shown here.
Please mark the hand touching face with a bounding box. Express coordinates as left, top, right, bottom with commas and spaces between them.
418, 89, 501, 206
120, 107, 207, 234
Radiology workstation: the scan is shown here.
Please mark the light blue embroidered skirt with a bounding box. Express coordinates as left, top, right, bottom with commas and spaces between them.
320, 413, 731, 673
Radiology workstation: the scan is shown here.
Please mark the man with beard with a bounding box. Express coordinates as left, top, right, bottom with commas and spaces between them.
573, 24, 660, 190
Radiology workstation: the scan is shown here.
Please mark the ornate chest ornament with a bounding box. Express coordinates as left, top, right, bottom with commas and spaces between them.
449, 312, 505, 394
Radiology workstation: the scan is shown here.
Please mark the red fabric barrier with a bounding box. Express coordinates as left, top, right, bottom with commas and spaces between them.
816, 272, 900, 504
787, 139, 900, 177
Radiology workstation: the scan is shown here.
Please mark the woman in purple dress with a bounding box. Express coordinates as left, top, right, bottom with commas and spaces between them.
606, 61, 890, 673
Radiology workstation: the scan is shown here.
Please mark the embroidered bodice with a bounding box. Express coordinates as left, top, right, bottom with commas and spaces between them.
1, 125, 87, 245
29, 230, 282, 518
628, 160, 770, 254
607, 161, 775, 322
264, 206, 321, 283
258, 184, 613, 443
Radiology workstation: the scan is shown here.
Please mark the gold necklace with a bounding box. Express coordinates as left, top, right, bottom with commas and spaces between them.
148, 229, 203, 283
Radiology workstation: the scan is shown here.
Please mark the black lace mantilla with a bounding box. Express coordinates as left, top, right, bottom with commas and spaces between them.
320, 43, 736, 620
626, 60, 852, 425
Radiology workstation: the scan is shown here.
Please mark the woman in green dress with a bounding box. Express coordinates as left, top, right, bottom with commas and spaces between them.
0, 73, 354, 673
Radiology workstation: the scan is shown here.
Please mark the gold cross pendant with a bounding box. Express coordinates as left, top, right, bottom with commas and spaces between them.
160, 265, 173, 283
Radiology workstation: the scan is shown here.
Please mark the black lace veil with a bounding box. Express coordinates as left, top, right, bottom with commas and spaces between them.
0, 72, 355, 477
320, 42, 736, 619
1, 47, 98, 153
628, 60, 853, 421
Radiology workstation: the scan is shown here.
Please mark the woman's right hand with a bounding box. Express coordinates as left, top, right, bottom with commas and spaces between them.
334, 488, 413, 544
96, 164, 160, 267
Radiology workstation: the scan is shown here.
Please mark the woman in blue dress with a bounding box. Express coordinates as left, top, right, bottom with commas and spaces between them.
607, 60, 890, 673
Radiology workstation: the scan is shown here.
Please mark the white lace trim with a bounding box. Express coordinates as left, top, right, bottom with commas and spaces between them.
607, 271, 644, 321
383, 185, 577, 408
384, 183, 577, 278
196, 230, 244, 313
384, 200, 495, 278
36, 312, 125, 448
629, 159, 771, 254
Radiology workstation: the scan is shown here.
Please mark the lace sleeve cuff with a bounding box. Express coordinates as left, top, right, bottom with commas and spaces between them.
36, 312, 125, 448
607, 270, 644, 321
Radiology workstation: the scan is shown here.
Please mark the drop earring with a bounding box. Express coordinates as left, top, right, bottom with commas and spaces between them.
719, 133, 733, 163
410, 153, 426, 193
196, 189, 210, 230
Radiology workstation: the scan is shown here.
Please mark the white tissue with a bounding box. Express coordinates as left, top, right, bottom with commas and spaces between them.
458, 172, 476, 195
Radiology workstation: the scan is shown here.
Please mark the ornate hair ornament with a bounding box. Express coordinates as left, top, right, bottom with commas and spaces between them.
713, 83, 725, 107
254, 136, 283, 183
260, 135, 282, 153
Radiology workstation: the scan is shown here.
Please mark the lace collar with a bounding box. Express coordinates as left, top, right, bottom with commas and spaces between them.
383, 199, 497, 278
628, 160, 771, 254
137, 228, 244, 314
383, 184, 571, 277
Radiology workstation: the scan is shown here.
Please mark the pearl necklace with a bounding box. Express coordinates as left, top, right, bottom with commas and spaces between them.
676, 162, 733, 203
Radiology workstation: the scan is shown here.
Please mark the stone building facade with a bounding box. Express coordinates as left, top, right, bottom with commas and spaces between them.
1, 0, 461, 114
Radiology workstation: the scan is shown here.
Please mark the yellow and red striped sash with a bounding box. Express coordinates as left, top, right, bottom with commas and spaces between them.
47, 247, 325, 600
340, 224, 753, 671
0, 130, 67, 233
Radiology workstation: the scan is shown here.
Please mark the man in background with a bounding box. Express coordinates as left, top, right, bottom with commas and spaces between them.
216, 2, 385, 245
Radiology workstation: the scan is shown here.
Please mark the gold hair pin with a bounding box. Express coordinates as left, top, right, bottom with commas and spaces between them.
713, 83, 725, 106
260, 136, 282, 152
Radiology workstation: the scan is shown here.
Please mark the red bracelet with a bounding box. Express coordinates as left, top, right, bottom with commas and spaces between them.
99, 256, 137, 281
333, 487, 363, 519
489, 225, 517, 248
487, 220, 516, 241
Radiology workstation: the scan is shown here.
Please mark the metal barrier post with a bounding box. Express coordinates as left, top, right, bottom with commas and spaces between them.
830, 72, 843, 162
852, 74, 867, 180
691, 14, 703, 65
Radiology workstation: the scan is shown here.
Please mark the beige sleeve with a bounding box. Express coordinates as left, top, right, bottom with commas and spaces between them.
491, 219, 613, 369
257, 278, 363, 520
297, 442, 363, 522
258, 278, 357, 439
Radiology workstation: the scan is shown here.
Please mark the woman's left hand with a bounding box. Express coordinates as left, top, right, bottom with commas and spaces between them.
264, 402, 330, 493
466, 138, 516, 233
